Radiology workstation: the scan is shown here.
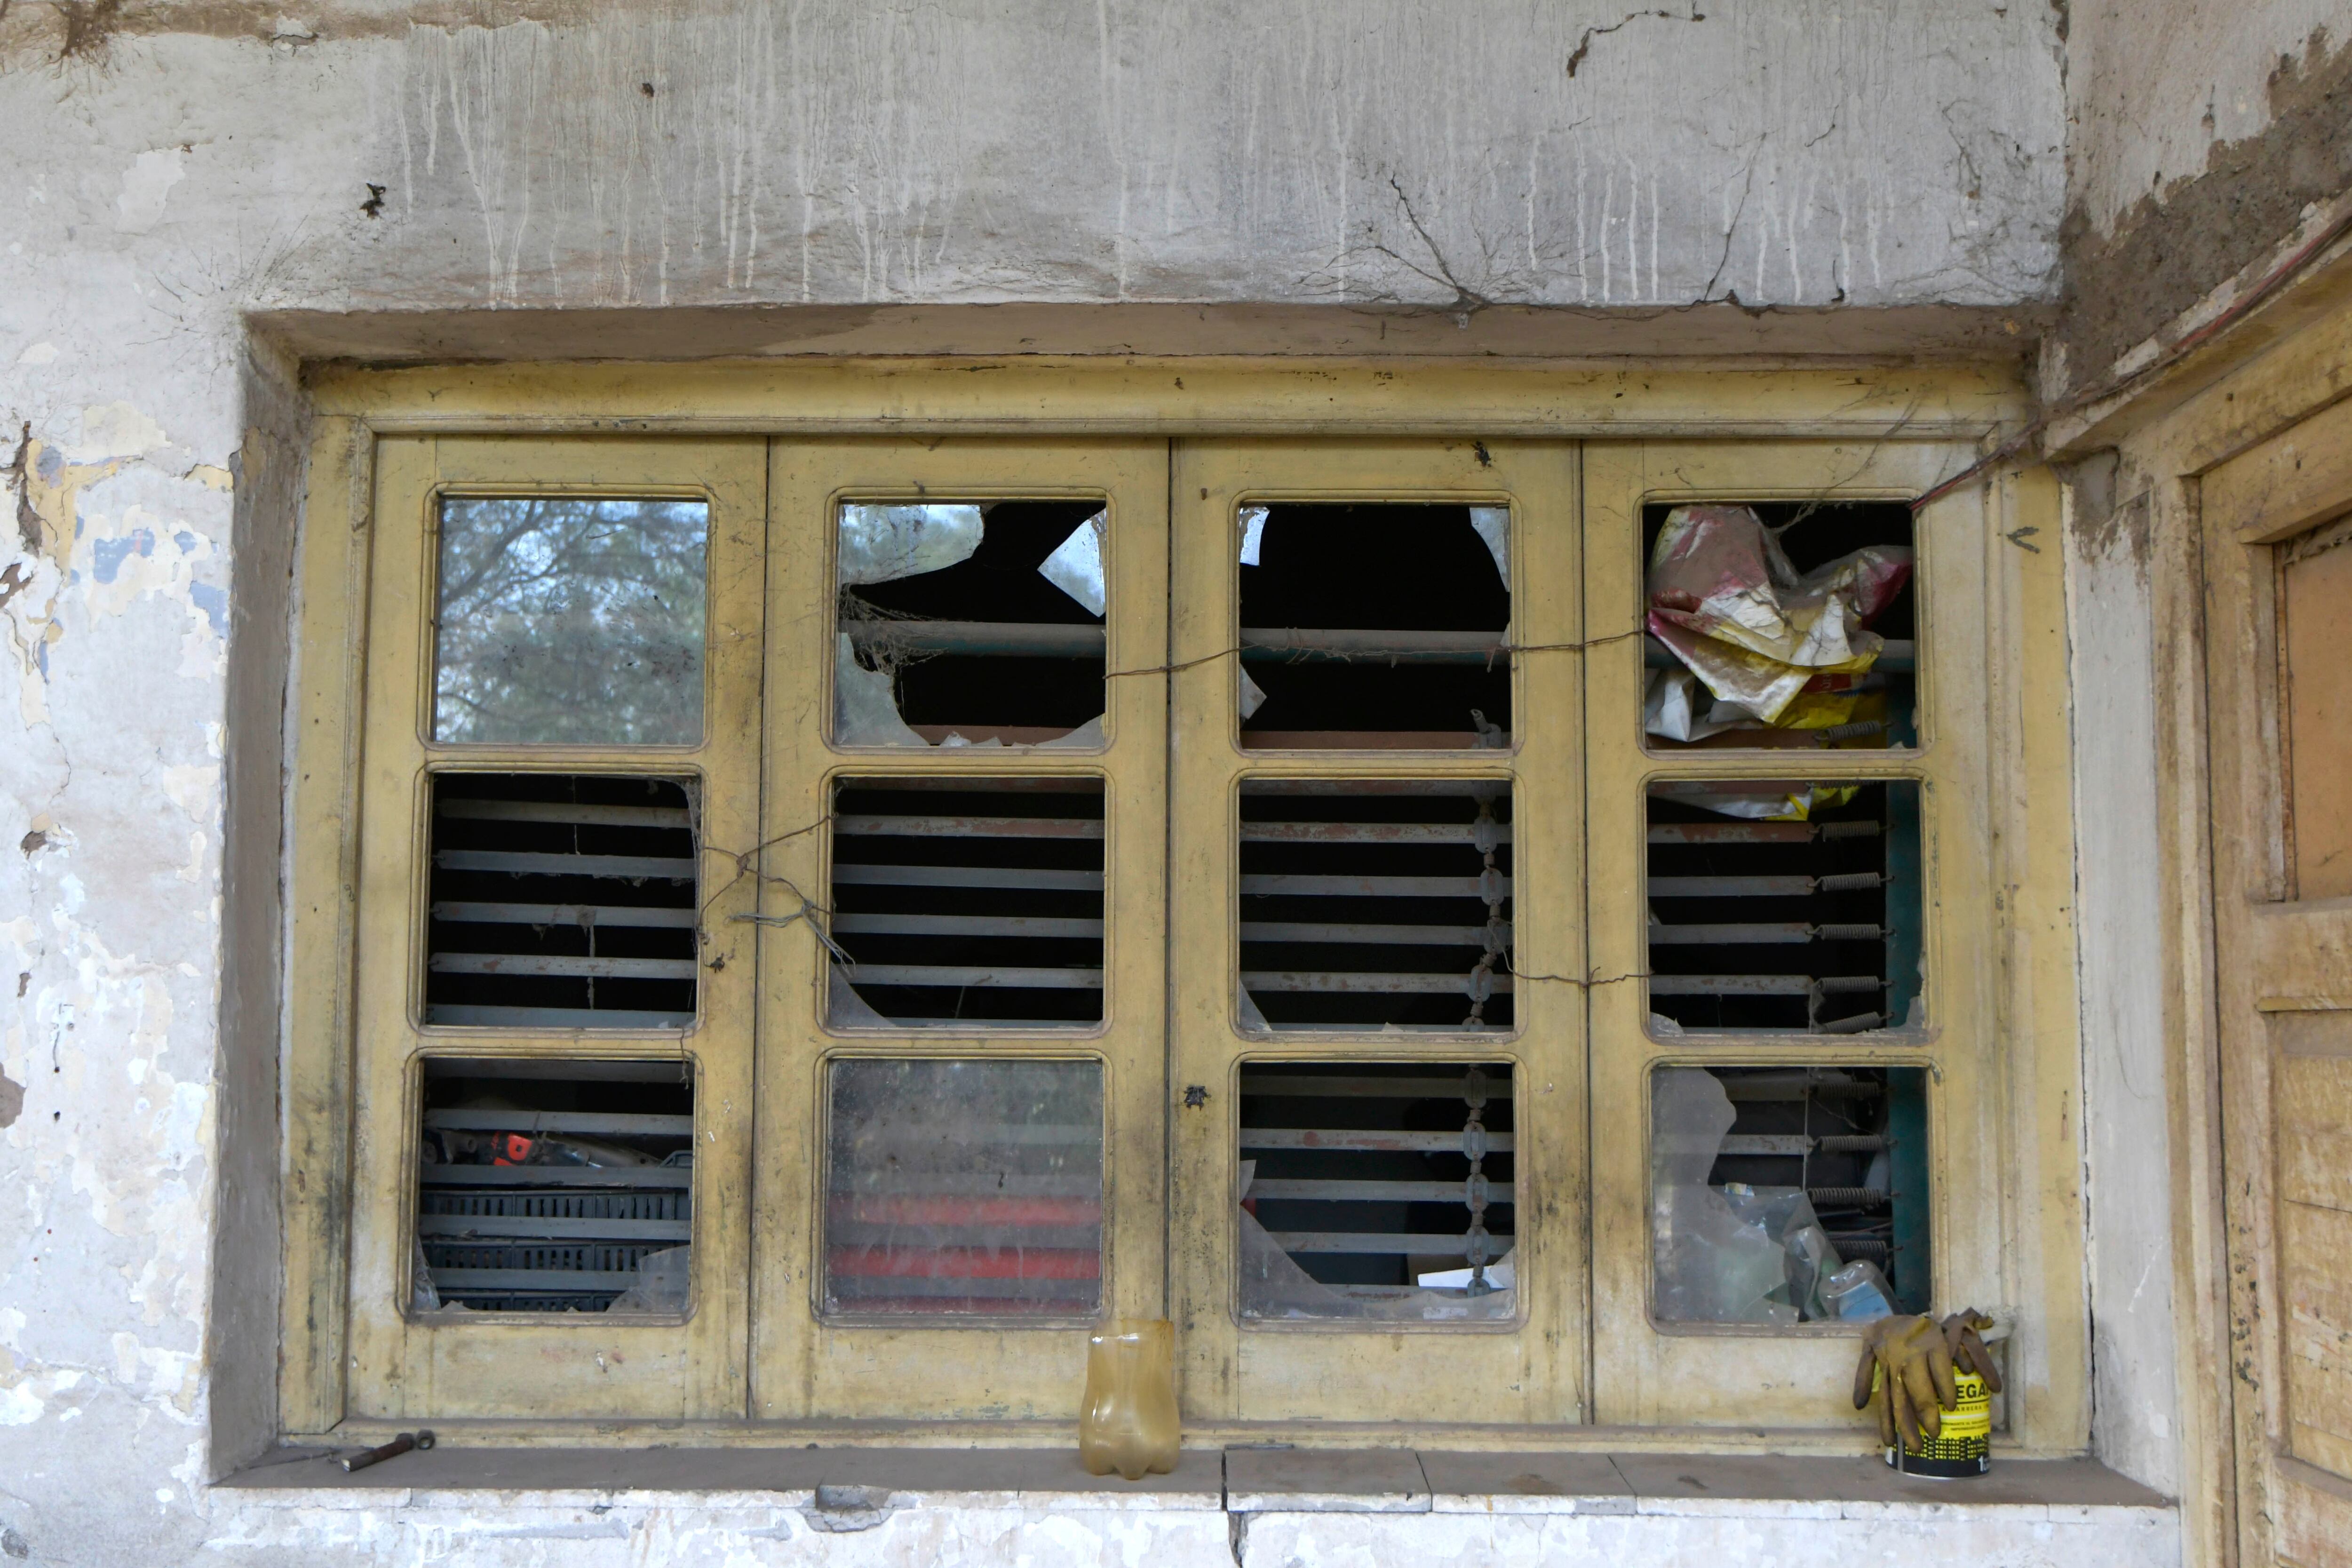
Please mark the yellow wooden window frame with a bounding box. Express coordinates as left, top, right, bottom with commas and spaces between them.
344, 435, 767, 1421
281, 360, 2082, 1453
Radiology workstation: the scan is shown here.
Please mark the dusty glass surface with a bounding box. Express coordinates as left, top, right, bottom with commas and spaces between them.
433, 497, 708, 746
824, 1057, 1104, 1315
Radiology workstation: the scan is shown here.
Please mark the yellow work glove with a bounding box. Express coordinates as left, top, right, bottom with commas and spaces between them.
1940, 1307, 2003, 1393
1850, 1313, 1958, 1449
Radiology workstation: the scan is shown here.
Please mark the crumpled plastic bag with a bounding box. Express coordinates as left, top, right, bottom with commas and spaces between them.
1651, 1067, 1798, 1323
1646, 505, 1911, 726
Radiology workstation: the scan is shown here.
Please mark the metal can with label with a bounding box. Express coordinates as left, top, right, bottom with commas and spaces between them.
1879, 1367, 1992, 1477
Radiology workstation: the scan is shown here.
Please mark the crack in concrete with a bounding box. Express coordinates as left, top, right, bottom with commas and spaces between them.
1565, 7, 1706, 79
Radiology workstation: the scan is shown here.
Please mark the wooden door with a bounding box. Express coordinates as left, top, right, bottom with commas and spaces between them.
2205, 409, 2352, 1566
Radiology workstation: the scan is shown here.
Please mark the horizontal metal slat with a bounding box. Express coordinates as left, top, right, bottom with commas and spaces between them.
423, 1109, 694, 1136
1242, 971, 1512, 995
421, 1164, 692, 1189
1647, 822, 1812, 844
1645, 822, 1883, 845
1240, 921, 1499, 946
435, 850, 697, 881
1241, 874, 1507, 898
1649, 876, 1814, 898
832, 864, 1104, 891
1648, 922, 1816, 946
844, 963, 1104, 990
1240, 627, 1505, 663
831, 913, 1104, 939
1239, 1128, 1515, 1153
837, 1124, 1100, 1148
427, 953, 700, 979
1248, 1178, 1516, 1202
417, 1215, 691, 1242
844, 621, 1106, 658
424, 1004, 694, 1029
1717, 1135, 1814, 1156
1240, 1075, 1514, 1100
1238, 821, 1512, 844
1267, 1232, 1501, 1255
436, 800, 691, 828
431, 902, 699, 928
1648, 975, 1817, 996
834, 814, 1104, 840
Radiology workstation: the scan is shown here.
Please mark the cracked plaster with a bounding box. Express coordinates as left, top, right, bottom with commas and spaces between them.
0, 3, 2089, 1562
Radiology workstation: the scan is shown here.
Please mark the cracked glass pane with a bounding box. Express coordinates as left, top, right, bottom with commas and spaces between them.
1237, 1060, 1517, 1322
1650, 1063, 1930, 1324
433, 497, 708, 746
835, 500, 1109, 748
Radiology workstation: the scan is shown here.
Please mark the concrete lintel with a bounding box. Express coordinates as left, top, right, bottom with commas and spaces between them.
250, 302, 2047, 372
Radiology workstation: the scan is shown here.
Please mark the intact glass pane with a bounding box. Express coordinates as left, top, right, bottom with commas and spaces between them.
433, 497, 708, 746
824, 1058, 1104, 1316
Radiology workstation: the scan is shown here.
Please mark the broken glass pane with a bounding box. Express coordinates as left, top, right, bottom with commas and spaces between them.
433, 497, 708, 746
836, 500, 1109, 747
824, 1057, 1103, 1316
1237, 1060, 1516, 1321
414, 1056, 694, 1315
1650, 1063, 1930, 1323
1237, 502, 1510, 749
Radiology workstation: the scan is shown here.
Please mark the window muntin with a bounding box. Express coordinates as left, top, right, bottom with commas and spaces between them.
826, 776, 1107, 1029
433, 496, 708, 746
1649, 1063, 1930, 1325
822, 1056, 1105, 1317
424, 773, 700, 1029
1236, 502, 1512, 750
1645, 780, 1923, 1035
1237, 780, 1514, 1033
413, 1056, 696, 1316
834, 500, 1110, 748
1640, 501, 1915, 755
1237, 1060, 1516, 1322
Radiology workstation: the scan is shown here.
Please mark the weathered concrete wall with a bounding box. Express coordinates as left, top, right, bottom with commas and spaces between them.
2051, 0, 2352, 1511
2056, 0, 2352, 390
0, 3, 2079, 1563
2061, 460, 2181, 1499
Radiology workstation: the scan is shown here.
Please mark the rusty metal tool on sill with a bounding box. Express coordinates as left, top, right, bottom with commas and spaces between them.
340, 1430, 436, 1472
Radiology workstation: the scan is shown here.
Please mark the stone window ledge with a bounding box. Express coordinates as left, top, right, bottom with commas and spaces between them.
219, 1443, 2168, 1523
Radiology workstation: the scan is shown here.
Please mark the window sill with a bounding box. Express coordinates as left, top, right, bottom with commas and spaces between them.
218, 1442, 2167, 1522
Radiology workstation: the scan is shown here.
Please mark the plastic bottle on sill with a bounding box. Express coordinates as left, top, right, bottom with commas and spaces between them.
1079, 1319, 1180, 1480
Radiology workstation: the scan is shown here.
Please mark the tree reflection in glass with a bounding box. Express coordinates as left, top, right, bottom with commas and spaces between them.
433, 497, 708, 746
